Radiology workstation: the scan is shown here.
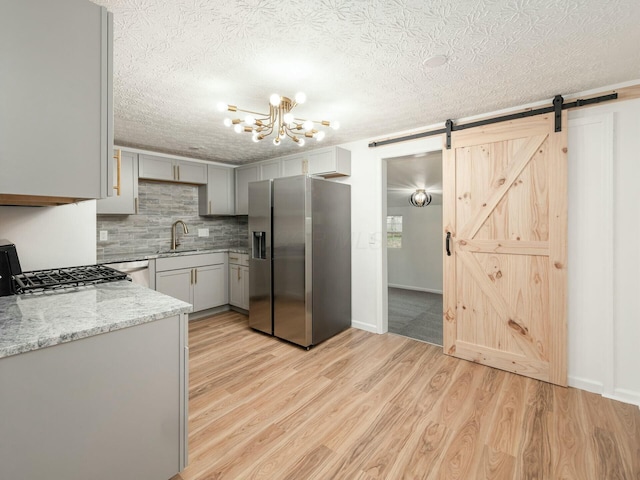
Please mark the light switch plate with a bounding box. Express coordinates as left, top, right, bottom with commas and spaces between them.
198, 228, 209, 237
99, 230, 108, 241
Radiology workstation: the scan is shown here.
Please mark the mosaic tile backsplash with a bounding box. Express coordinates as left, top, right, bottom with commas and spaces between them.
97, 181, 248, 259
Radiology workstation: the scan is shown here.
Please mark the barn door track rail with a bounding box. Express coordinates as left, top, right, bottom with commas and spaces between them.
368, 92, 619, 149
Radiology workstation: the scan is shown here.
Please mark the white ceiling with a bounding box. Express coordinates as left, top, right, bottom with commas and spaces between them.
386, 151, 443, 207
94, 0, 640, 165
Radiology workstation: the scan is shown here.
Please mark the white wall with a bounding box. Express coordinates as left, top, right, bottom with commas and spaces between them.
0, 201, 97, 270
387, 205, 442, 293
567, 98, 640, 406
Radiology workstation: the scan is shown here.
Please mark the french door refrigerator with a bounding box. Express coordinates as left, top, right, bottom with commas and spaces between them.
248, 175, 351, 348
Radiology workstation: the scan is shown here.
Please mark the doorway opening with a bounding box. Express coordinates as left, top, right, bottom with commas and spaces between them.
384, 151, 443, 346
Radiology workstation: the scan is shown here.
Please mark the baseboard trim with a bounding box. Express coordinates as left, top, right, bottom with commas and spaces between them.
604, 388, 640, 408
388, 283, 443, 294
189, 304, 230, 321
568, 376, 640, 407
351, 320, 380, 334
568, 375, 603, 395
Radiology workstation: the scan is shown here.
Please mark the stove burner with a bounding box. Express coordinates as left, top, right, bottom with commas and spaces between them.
14, 265, 129, 293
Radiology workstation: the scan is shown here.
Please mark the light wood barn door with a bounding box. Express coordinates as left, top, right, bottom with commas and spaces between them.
443, 112, 568, 386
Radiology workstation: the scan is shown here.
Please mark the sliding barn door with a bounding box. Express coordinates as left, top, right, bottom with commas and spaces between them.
443, 112, 568, 386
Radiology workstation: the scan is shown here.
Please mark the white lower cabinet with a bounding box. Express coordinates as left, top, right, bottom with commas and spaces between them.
229, 253, 249, 310
155, 253, 228, 313
193, 264, 226, 311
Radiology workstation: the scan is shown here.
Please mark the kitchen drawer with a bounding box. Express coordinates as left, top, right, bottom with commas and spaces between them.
228, 253, 248, 267
155, 252, 226, 272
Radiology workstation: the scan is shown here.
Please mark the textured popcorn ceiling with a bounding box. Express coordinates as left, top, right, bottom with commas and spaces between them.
94, 0, 640, 165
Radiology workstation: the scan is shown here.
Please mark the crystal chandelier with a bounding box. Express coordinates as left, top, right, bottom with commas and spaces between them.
217, 92, 339, 146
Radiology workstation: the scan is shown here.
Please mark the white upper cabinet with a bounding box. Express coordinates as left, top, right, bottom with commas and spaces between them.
282, 155, 305, 177
0, 0, 113, 206
308, 147, 351, 177
97, 149, 139, 215
282, 147, 351, 178
259, 159, 283, 180
138, 154, 207, 185
198, 165, 235, 216
234, 146, 350, 216
234, 165, 259, 215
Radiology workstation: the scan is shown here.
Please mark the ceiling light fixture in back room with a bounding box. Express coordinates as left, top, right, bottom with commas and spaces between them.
217, 93, 339, 147
409, 189, 432, 207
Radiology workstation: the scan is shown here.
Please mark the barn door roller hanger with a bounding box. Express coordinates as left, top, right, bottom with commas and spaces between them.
369, 92, 619, 150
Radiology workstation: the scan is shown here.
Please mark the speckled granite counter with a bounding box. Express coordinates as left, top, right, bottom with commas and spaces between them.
98, 247, 249, 265
0, 281, 192, 359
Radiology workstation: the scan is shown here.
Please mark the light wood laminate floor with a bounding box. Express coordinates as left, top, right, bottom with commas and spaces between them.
173, 311, 640, 480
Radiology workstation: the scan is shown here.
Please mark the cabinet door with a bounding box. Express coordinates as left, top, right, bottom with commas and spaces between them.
229, 265, 243, 307
307, 150, 334, 175
241, 266, 250, 310
139, 155, 175, 181
260, 160, 282, 180
307, 147, 351, 177
193, 264, 227, 311
282, 155, 305, 177
156, 269, 192, 305
176, 160, 207, 185
96, 150, 138, 215
235, 165, 259, 215
0, 0, 112, 203
199, 165, 235, 215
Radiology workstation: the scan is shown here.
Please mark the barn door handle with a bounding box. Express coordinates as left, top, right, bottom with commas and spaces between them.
446, 232, 452, 256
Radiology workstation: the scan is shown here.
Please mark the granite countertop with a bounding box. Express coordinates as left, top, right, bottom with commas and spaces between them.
0, 281, 192, 359
98, 247, 249, 264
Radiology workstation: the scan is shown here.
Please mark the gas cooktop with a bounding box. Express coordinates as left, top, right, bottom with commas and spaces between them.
13, 264, 129, 294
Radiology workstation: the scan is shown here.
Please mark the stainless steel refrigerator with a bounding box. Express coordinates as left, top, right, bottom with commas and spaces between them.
248, 175, 351, 348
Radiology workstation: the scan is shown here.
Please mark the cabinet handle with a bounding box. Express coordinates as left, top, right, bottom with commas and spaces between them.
446, 232, 452, 257
113, 149, 122, 196
134, 197, 139, 214
190, 269, 194, 285
194, 268, 197, 284
177, 165, 180, 181
209, 201, 212, 215
229, 256, 239, 262
238, 267, 241, 281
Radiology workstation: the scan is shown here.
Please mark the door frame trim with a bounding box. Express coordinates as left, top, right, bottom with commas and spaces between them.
378, 137, 444, 334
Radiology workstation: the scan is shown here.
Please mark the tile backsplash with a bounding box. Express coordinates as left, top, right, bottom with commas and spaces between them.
97, 181, 248, 258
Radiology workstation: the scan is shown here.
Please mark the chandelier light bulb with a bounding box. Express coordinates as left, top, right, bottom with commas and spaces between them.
252, 133, 259, 143
303, 120, 314, 131
331, 120, 340, 130
223, 118, 232, 127
294, 92, 306, 104
217, 102, 228, 112
316, 131, 325, 141
244, 115, 256, 125
234, 124, 243, 134
283, 113, 294, 124
269, 93, 281, 106
273, 137, 280, 145
298, 138, 305, 146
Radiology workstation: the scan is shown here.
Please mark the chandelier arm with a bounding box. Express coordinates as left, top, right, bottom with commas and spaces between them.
233, 107, 269, 117
292, 118, 331, 124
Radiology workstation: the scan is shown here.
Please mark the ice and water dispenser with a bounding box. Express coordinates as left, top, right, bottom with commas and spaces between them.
252, 231, 266, 260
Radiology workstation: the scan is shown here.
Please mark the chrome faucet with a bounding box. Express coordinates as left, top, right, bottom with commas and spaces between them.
171, 220, 189, 250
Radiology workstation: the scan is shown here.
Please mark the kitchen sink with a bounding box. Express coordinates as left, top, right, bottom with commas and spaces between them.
154, 248, 199, 255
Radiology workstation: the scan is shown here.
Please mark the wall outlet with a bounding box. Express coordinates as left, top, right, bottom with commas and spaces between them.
198, 228, 209, 237
99, 230, 108, 241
